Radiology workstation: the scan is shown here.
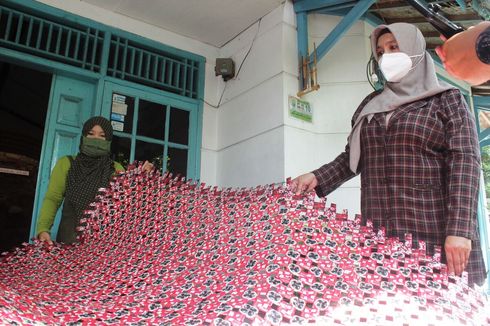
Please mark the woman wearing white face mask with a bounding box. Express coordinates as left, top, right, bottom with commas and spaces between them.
291, 23, 486, 287
376, 29, 425, 83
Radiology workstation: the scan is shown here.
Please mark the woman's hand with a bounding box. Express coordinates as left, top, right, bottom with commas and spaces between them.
38, 231, 53, 245
290, 173, 318, 195
444, 235, 472, 277
142, 160, 155, 173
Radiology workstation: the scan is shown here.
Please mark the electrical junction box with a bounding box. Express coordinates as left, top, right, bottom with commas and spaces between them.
215, 58, 235, 81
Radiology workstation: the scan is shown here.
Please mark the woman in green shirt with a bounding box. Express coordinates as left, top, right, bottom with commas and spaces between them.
36, 116, 152, 244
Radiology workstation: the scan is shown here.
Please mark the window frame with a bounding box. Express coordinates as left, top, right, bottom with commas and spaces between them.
102, 80, 201, 179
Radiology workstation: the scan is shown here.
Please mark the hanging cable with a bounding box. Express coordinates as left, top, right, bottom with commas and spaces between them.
204, 18, 262, 109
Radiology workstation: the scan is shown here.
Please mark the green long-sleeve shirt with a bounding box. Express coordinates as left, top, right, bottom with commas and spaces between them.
36, 156, 124, 236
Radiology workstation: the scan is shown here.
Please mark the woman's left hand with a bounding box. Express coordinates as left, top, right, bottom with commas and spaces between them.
142, 160, 154, 172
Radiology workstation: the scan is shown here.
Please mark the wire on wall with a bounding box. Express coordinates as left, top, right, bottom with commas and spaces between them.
204, 18, 262, 109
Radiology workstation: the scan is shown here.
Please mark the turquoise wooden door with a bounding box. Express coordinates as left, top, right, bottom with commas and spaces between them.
29, 75, 96, 240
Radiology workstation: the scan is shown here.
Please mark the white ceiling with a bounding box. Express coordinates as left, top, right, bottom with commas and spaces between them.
81, 0, 285, 48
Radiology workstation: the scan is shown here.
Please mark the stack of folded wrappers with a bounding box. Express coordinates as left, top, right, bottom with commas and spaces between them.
0, 165, 488, 325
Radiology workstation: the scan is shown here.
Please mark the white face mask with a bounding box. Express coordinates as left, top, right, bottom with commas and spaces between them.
379, 52, 423, 82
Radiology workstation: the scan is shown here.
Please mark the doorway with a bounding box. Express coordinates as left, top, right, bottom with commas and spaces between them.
0, 62, 51, 252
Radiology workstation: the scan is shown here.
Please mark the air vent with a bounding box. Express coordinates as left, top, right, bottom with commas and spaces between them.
108, 36, 199, 99
0, 3, 203, 100
0, 5, 103, 71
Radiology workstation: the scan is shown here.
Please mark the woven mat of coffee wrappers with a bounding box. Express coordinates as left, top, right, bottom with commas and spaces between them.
0, 165, 488, 325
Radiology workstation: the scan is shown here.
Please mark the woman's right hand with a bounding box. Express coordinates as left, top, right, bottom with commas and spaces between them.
290, 173, 318, 195
38, 231, 53, 245
141, 160, 155, 173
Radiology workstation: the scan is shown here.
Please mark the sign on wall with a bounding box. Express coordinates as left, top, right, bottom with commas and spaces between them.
288, 96, 312, 122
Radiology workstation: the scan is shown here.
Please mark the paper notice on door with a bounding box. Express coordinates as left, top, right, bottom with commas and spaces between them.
112, 102, 128, 116
111, 112, 125, 123
112, 94, 126, 104
111, 120, 124, 132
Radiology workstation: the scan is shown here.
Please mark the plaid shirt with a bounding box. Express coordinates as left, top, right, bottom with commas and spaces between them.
313, 89, 486, 285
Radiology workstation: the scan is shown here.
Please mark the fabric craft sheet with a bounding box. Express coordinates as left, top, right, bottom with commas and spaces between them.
0, 165, 488, 325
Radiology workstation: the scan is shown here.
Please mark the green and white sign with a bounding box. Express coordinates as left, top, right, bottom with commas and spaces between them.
289, 96, 312, 122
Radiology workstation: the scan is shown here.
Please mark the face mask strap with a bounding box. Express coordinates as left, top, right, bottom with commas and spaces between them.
408, 52, 425, 70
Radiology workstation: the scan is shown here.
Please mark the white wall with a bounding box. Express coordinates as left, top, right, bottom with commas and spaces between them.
283, 14, 375, 216
212, 3, 374, 215
213, 2, 297, 188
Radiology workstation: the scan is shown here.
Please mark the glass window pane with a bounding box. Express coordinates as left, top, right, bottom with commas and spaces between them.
137, 100, 167, 139
135, 140, 164, 171
110, 93, 134, 134
169, 107, 189, 145
112, 136, 131, 169
168, 147, 187, 177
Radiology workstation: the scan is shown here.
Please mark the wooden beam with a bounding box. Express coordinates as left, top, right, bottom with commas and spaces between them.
426, 42, 443, 50
384, 13, 481, 24
421, 30, 441, 38
369, 0, 453, 11
472, 84, 490, 97
473, 90, 490, 97
370, 0, 409, 10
